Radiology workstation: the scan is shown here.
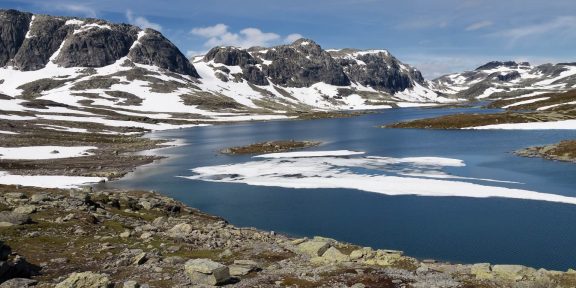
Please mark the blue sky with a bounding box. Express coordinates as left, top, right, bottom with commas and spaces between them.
1, 0, 575, 78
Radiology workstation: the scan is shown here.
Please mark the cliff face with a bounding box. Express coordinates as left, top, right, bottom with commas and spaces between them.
0, 9, 198, 77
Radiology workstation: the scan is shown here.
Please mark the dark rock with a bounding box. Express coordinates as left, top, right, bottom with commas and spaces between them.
204, 47, 257, 67
336, 50, 420, 93
242, 65, 269, 86
475, 61, 527, 71
128, 29, 199, 77
54, 23, 138, 68
13, 15, 72, 70
0, 9, 32, 67
262, 39, 350, 87
496, 71, 521, 82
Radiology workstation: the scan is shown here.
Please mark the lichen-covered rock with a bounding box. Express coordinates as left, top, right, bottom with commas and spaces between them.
167, 223, 193, 239
184, 259, 230, 285
297, 240, 330, 257
55, 271, 112, 288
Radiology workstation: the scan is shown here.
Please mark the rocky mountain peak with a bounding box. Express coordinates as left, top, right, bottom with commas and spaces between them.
475, 61, 531, 71
0, 9, 198, 77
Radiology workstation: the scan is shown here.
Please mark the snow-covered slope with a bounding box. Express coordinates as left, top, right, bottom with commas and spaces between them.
0, 9, 455, 133
429, 61, 576, 100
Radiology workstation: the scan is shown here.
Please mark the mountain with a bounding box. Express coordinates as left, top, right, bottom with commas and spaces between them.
0, 8, 449, 131
429, 61, 576, 100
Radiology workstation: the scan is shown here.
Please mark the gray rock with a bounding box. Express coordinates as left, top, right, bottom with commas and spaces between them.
12, 15, 71, 71
333, 49, 422, 93
13, 205, 37, 215
0, 10, 32, 67
167, 223, 193, 239
128, 29, 199, 77
30, 193, 49, 203
0, 278, 37, 287
297, 240, 330, 257
0, 211, 31, 226
184, 259, 230, 286
54, 23, 138, 68
262, 38, 350, 87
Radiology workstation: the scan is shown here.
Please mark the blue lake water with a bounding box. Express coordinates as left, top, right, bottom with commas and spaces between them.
107, 106, 576, 270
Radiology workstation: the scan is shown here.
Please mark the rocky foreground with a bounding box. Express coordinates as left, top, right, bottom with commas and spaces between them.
1, 185, 576, 287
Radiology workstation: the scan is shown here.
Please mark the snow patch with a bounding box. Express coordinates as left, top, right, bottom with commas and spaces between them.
0, 171, 104, 188
0, 146, 96, 160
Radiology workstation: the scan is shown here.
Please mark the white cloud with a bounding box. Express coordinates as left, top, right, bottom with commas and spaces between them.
126, 10, 162, 32
285, 33, 304, 43
53, 3, 97, 18
465, 20, 493, 31
190, 23, 302, 48
491, 16, 576, 45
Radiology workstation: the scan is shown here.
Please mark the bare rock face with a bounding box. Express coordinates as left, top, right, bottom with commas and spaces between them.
54, 23, 138, 68
128, 29, 199, 77
12, 15, 72, 70
0, 10, 32, 67
262, 38, 351, 87
335, 50, 422, 93
0, 9, 199, 77
203, 47, 268, 85
204, 46, 257, 67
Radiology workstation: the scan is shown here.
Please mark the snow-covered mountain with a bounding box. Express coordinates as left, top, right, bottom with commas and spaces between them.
0, 9, 452, 132
429, 61, 576, 100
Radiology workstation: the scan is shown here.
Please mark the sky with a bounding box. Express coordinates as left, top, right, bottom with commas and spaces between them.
1, 0, 575, 79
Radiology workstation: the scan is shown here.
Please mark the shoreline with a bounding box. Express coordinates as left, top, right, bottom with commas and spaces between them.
3, 185, 576, 287
2, 109, 576, 286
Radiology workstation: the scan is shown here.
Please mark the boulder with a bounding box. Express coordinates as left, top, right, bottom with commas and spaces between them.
122, 280, 139, 288
184, 259, 230, 286
297, 240, 330, 257
318, 247, 349, 263
12, 205, 36, 215
0, 212, 31, 227
55, 271, 112, 288
167, 223, 193, 239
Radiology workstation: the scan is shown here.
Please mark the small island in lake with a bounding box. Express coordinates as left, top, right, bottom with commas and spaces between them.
221, 140, 322, 155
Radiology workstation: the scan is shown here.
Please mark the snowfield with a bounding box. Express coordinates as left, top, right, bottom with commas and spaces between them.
0, 146, 97, 160
0, 171, 104, 188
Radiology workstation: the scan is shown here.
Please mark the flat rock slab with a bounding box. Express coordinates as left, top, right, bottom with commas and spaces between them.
184, 259, 230, 286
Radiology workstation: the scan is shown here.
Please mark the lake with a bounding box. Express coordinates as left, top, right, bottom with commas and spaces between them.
107, 106, 576, 270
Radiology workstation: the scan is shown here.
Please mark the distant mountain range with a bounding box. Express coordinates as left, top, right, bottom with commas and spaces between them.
1, 8, 575, 124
